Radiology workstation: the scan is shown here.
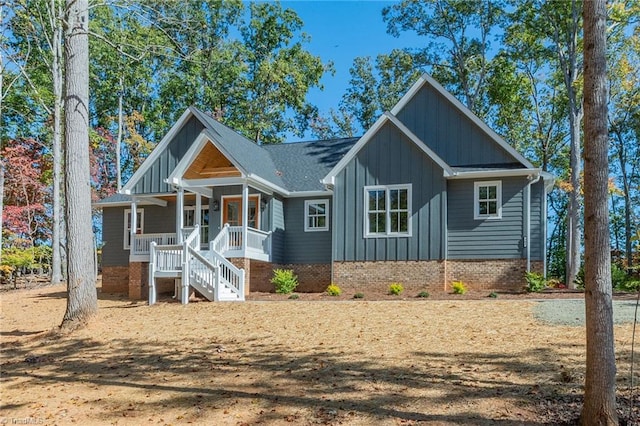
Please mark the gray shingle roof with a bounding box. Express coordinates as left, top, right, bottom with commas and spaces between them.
93, 193, 133, 206
263, 138, 359, 192
191, 107, 358, 193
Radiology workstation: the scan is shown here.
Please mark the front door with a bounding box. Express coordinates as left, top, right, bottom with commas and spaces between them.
222, 195, 260, 229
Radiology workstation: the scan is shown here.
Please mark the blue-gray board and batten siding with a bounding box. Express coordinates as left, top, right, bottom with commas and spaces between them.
447, 178, 544, 261
101, 202, 178, 267
130, 115, 205, 194
333, 120, 446, 262
395, 82, 517, 167
282, 197, 332, 264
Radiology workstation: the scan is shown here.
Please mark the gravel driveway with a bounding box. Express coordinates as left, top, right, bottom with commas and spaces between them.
534, 298, 640, 326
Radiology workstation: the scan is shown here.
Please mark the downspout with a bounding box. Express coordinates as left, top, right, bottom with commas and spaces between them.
526, 173, 542, 273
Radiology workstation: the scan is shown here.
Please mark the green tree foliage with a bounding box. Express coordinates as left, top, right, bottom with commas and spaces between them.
232, 2, 326, 143
148, 0, 245, 138
607, 1, 640, 270
383, 0, 506, 118
341, 50, 421, 131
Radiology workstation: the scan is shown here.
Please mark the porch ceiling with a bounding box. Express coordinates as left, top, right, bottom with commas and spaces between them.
184, 142, 242, 179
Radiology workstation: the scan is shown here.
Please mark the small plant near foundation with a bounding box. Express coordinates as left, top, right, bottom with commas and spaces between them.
524, 271, 546, 293
488, 292, 498, 298
288, 293, 300, 300
353, 292, 364, 299
326, 284, 342, 296
417, 291, 430, 298
451, 280, 467, 295
388, 283, 404, 295
271, 269, 298, 294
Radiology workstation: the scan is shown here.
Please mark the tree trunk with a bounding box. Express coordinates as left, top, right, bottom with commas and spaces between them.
61, 0, 97, 331
580, 0, 618, 423
566, 108, 582, 288
0, 162, 4, 265
561, 0, 583, 290
51, 0, 64, 284
116, 75, 123, 191
0, 3, 5, 265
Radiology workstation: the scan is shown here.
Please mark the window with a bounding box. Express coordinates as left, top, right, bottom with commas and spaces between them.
364, 185, 411, 237
184, 205, 210, 243
124, 208, 144, 250
305, 200, 329, 232
474, 181, 502, 219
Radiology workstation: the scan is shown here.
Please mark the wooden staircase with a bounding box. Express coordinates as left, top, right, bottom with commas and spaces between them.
148, 225, 245, 304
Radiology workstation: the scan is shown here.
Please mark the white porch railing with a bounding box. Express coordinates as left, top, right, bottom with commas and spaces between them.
132, 233, 177, 256
212, 224, 271, 261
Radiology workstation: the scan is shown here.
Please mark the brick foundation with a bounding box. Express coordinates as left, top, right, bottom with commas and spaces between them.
445, 259, 544, 291
101, 266, 129, 294
110, 257, 544, 300
229, 258, 251, 295
250, 261, 332, 293
333, 259, 544, 293
332, 260, 445, 294
129, 262, 149, 300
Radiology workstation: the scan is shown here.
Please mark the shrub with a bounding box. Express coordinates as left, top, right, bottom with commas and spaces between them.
271, 269, 298, 294
326, 284, 342, 296
546, 278, 564, 289
612, 264, 631, 290
618, 280, 640, 292
451, 280, 467, 295
524, 272, 546, 293
488, 292, 498, 298
388, 283, 404, 295
353, 292, 364, 299
417, 291, 430, 298
288, 293, 299, 300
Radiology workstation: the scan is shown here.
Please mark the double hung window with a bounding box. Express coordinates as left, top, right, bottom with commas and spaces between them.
364, 185, 411, 237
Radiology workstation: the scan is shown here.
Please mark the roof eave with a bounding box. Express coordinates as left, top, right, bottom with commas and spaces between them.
448, 168, 543, 180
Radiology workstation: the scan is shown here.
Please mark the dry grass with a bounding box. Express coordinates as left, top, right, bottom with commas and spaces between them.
1, 283, 639, 425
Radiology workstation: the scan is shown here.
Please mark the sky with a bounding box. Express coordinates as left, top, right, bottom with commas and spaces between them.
278, 1, 425, 132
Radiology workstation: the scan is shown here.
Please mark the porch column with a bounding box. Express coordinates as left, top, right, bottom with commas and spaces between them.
242, 182, 249, 257
130, 199, 138, 253
195, 192, 202, 227
176, 187, 184, 243
193, 192, 202, 246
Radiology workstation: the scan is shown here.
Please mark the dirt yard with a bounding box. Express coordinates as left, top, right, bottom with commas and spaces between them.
1, 282, 639, 425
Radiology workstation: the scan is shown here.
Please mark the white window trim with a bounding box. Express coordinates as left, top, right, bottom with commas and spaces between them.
304, 199, 329, 232
474, 180, 502, 220
183, 205, 210, 225
123, 208, 144, 250
364, 184, 412, 238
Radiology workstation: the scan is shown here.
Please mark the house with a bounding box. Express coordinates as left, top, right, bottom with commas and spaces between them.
95, 74, 554, 303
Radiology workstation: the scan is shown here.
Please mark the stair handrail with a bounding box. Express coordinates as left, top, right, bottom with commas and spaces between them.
186, 244, 216, 301
209, 239, 245, 300
211, 223, 230, 255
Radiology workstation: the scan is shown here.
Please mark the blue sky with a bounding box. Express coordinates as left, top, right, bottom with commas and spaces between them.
279, 1, 424, 126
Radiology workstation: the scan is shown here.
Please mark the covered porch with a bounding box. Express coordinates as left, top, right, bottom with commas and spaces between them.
127, 180, 273, 264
